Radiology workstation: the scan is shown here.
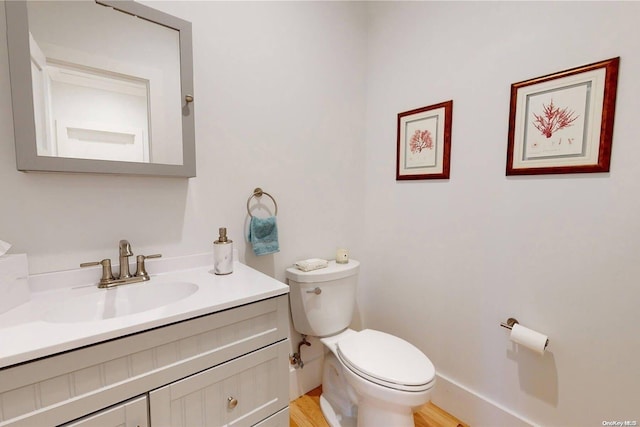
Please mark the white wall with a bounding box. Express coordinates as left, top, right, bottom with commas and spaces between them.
0, 0, 367, 278
362, 2, 640, 426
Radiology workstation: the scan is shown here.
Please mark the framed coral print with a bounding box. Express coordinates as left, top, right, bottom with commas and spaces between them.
506, 57, 619, 176
396, 100, 452, 180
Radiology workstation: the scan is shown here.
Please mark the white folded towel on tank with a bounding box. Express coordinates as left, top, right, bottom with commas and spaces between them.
294, 258, 328, 272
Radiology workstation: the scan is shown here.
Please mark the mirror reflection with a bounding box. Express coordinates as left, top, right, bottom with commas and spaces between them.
26, 1, 183, 165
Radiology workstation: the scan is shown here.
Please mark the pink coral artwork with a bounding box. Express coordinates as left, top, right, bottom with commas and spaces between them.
506, 57, 619, 175
410, 129, 434, 153
532, 99, 579, 139
397, 100, 453, 180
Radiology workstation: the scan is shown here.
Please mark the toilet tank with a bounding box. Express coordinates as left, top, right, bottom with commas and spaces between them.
286, 259, 359, 337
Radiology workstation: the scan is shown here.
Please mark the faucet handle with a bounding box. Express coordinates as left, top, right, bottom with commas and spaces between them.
81, 259, 115, 286
134, 254, 162, 280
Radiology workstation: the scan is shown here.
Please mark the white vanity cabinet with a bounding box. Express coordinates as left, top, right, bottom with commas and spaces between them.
0, 295, 290, 427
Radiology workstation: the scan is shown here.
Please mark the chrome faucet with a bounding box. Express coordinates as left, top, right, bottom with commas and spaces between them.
81, 240, 162, 288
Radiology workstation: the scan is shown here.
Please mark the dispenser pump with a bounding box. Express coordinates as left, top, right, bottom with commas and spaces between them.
216, 227, 230, 243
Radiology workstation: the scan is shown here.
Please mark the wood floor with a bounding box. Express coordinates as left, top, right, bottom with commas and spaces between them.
290, 386, 468, 427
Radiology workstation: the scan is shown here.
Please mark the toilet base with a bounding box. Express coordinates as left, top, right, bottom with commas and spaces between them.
321, 352, 357, 426
320, 350, 430, 427
322, 392, 415, 427
320, 394, 356, 427
340, 355, 431, 427
356, 399, 415, 427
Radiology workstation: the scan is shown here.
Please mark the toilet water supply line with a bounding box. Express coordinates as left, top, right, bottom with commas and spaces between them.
290, 335, 311, 368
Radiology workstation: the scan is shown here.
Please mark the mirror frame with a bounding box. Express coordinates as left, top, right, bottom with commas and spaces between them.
5, 0, 196, 177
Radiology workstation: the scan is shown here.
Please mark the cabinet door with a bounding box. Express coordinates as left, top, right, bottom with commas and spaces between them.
149, 340, 289, 427
60, 396, 148, 427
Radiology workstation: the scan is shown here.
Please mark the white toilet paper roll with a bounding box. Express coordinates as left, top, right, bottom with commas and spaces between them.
510, 323, 548, 355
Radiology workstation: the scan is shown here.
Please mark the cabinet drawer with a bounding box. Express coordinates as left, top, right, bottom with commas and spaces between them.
60, 396, 148, 427
149, 340, 289, 427
253, 407, 289, 427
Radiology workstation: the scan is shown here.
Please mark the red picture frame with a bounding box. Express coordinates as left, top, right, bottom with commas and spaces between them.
396, 100, 453, 180
506, 57, 619, 176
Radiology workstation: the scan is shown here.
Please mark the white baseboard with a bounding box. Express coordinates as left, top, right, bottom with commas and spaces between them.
289, 353, 324, 400
289, 357, 536, 427
432, 373, 535, 427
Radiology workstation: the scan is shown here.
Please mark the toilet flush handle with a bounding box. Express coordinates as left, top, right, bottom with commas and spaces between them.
306, 287, 322, 295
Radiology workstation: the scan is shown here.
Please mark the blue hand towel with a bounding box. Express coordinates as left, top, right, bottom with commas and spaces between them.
249, 216, 280, 256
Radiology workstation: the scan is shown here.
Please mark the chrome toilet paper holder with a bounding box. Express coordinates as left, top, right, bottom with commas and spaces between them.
500, 317, 550, 353
500, 317, 519, 330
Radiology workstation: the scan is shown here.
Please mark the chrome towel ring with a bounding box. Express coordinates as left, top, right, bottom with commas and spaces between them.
247, 188, 278, 217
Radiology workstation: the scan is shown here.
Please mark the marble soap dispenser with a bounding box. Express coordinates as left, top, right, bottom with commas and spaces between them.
213, 227, 233, 275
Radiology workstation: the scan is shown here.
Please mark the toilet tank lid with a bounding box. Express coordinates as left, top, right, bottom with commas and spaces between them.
286, 259, 359, 283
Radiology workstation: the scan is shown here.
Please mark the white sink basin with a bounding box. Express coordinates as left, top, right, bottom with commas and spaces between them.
42, 281, 199, 323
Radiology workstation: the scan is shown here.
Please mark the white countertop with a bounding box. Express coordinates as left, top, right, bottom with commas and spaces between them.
0, 260, 289, 369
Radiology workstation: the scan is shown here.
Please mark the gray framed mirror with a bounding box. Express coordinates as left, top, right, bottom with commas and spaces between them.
5, 0, 196, 177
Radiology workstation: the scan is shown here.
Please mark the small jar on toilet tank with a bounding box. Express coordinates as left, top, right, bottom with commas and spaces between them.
336, 248, 349, 264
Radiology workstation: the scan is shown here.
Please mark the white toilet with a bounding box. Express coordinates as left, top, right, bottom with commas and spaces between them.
286, 259, 436, 427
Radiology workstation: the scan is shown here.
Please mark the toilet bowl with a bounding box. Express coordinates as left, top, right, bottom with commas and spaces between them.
286, 260, 436, 427
319, 329, 435, 427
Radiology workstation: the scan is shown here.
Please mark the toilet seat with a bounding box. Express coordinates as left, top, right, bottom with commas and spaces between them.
336, 329, 435, 392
